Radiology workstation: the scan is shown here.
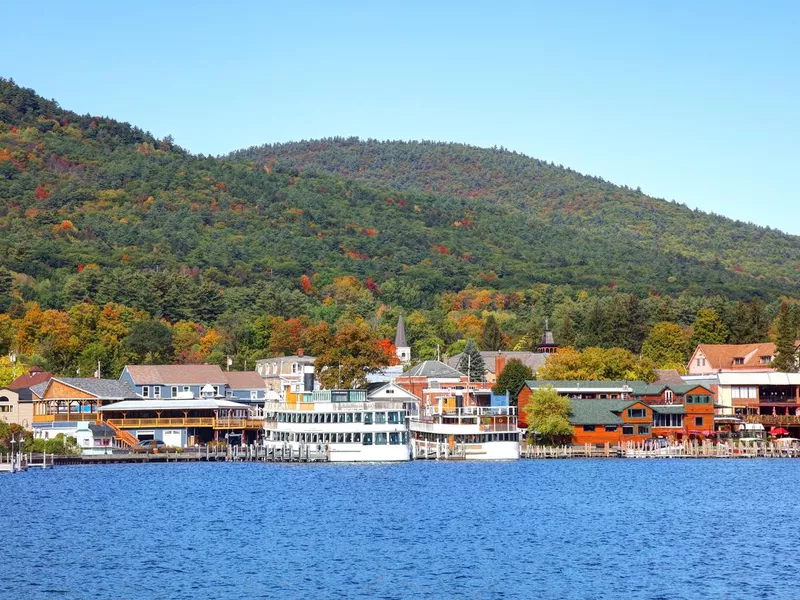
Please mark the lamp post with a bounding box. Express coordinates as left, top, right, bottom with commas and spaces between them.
9, 433, 17, 472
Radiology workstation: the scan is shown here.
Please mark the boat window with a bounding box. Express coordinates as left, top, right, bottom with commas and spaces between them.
389, 432, 401, 445
345, 433, 352, 443
363, 433, 373, 445
375, 412, 386, 424
402, 432, 408, 444
376, 432, 387, 445
354, 433, 361, 443
354, 413, 362, 422
388, 412, 399, 424
400, 412, 406, 423
346, 413, 353, 423
363, 412, 373, 425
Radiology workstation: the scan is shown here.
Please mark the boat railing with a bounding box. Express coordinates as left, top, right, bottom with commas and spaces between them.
262, 400, 405, 412
423, 405, 517, 418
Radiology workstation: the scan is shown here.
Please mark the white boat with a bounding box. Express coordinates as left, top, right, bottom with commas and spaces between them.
262, 389, 409, 462
408, 404, 520, 460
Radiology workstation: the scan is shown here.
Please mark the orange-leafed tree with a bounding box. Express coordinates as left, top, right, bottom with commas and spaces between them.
316, 320, 397, 389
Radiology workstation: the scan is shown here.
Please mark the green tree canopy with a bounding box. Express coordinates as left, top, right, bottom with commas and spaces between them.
689, 308, 729, 348
522, 386, 572, 445
641, 322, 688, 370
492, 358, 534, 404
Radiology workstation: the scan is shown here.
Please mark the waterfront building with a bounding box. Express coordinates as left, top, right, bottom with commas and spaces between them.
99, 396, 258, 447
569, 400, 655, 445
366, 381, 420, 416
687, 343, 779, 375
30, 377, 139, 441
262, 389, 410, 462
255, 352, 317, 396
0, 387, 33, 429
713, 372, 800, 435
74, 421, 117, 455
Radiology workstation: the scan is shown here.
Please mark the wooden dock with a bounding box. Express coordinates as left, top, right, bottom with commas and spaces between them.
521, 440, 800, 459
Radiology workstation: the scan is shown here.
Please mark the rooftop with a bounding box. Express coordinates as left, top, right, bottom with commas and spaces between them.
569, 399, 637, 425
223, 371, 267, 389
124, 364, 228, 385
39, 378, 138, 400
99, 398, 251, 412
445, 351, 547, 373
8, 368, 53, 391
402, 360, 465, 379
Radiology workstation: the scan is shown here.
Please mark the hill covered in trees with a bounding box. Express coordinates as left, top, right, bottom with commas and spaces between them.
232, 138, 800, 295
1, 77, 799, 381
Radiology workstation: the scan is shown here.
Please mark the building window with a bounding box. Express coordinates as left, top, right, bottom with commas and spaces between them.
627, 408, 647, 419
141, 386, 150, 398
733, 357, 744, 365
153, 386, 161, 398
695, 417, 704, 427
760, 356, 773, 364
622, 425, 634, 435
250, 391, 258, 400
582, 425, 596, 432
171, 386, 178, 398
638, 425, 650, 435
665, 390, 674, 403
604, 425, 618, 432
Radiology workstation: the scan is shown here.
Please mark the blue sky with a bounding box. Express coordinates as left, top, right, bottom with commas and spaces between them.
2, 1, 798, 232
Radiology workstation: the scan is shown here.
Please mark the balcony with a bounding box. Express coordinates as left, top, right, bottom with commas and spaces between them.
744, 414, 800, 426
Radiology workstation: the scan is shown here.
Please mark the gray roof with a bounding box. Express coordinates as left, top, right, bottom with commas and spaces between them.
395, 314, 408, 348
30, 378, 137, 400
569, 400, 637, 425
402, 360, 464, 378
539, 329, 556, 346
446, 352, 547, 374
653, 369, 686, 386
88, 423, 116, 438
54, 378, 138, 399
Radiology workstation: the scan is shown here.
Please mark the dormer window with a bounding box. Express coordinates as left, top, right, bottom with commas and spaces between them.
760, 356, 772, 364
733, 357, 745, 365
665, 390, 673, 403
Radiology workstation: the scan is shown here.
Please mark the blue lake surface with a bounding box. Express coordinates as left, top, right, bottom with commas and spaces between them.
1, 459, 798, 599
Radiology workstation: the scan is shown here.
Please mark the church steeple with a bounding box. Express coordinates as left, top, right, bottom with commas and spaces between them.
395, 314, 411, 364
537, 317, 558, 354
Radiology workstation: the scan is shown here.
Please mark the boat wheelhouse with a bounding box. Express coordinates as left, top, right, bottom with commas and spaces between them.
263, 389, 410, 462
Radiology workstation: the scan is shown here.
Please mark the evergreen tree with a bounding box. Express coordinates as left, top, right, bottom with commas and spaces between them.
558, 311, 577, 347
480, 315, 505, 351
772, 302, 797, 372
492, 358, 534, 405
727, 301, 751, 344
748, 298, 770, 341
457, 339, 485, 382
0, 267, 12, 313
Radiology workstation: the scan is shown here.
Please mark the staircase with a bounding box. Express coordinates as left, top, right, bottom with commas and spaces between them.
103, 420, 138, 449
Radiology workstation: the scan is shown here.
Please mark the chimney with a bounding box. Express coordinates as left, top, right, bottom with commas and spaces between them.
495, 351, 506, 376
297, 348, 304, 357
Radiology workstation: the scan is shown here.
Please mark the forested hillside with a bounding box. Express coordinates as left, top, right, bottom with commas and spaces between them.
1, 78, 798, 382
233, 138, 800, 291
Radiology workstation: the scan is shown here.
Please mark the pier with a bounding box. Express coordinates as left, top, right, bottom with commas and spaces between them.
521, 440, 800, 459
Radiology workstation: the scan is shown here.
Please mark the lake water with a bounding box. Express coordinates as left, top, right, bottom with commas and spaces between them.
1, 459, 797, 599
